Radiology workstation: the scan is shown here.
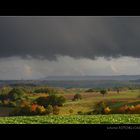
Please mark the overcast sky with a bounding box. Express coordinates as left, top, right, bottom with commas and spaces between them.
0, 16, 140, 79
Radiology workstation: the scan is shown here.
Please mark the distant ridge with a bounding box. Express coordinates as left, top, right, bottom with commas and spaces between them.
1, 75, 140, 88
131, 79, 140, 82
43, 75, 140, 81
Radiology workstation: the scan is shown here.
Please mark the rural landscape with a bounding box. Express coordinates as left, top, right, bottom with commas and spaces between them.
1, 16, 140, 124
1, 76, 140, 124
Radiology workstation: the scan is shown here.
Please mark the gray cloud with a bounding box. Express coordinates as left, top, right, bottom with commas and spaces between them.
0, 16, 140, 59
1, 56, 140, 80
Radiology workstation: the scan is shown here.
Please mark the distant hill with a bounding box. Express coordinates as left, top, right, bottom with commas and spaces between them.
131, 79, 140, 82
43, 75, 140, 81
1, 75, 140, 88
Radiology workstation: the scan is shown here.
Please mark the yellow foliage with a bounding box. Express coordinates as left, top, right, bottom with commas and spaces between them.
36, 105, 46, 113
118, 105, 129, 113
3, 100, 10, 105
104, 107, 111, 114
128, 105, 135, 111
134, 104, 140, 110
118, 104, 140, 114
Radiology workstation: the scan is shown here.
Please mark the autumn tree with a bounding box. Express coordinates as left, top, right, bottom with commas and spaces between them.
100, 90, 107, 97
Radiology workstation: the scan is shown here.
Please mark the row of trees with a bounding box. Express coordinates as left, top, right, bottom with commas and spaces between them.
85, 86, 137, 94
0, 87, 67, 116
0, 88, 27, 106
85, 89, 108, 96
34, 88, 59, 94
35, 95, 66, 107
86, 88, 120, 96
10, 94, 66, 116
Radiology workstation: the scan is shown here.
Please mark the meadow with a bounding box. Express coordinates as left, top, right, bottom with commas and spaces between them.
59, 89, 140, 115
1, 86, 140, 124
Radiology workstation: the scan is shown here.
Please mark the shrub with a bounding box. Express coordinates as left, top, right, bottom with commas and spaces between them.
72, 94, 82, 101
34, 88, 58, 95
69, 109, 74, 114
35, 105, 46, 115
117, 104, 140, 114
117, 105, 134, 114
104, 107, 111, 114
10, 105, 31, 116
116, 89, 120, 94
100, 90, 107, 97
35, 95, 66, 107
77, 111, 83, 115
46, 105, 53, 114
9, 101, 16, 107
0, 94, 19, 107
30, 103, 38, 112
0, 88, 27, 104
18, 99, 31, 107
45, 95, 59, 106
57, 96, 66, 106
18, 106, 31, 116
134, 104, 140, 109
0, 86, 12, 94
35, 97, 48, 107
0, 94, 8, 102
86, 89, 95, 92
133, 104, 140, 113
10, 103, 47, 116
3, 99, 10, 106
93, 102, 140, 114
8, 88, 26, 101
53, 106, 60, 115
94, 101, 107, 114
128, 105, 135, 112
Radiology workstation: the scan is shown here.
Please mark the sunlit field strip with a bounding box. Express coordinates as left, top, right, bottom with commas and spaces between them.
0, 115, 140, 124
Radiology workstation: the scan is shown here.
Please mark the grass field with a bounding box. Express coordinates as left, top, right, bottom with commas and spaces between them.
0, 89, 140, 124
59, 89, 140, 115
0, 115, 140, 124
1, 89, 140, 116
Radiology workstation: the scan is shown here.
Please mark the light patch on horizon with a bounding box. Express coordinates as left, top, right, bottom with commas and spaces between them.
23, 65, 32, 76
110, 64, 119, 74
0, 56, 140, 80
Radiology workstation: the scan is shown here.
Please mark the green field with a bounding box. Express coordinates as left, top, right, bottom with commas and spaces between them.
1, 89, 140, 116
0, 115, 140, 124
59, 89, 140, 115
1, 87, 140, 124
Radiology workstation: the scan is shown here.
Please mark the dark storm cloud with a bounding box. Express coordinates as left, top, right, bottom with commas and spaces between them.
0, 16, 140, 59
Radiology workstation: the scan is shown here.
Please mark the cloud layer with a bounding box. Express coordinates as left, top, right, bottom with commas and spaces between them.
0, 56, 140, 80
0, 16, 140, 79
0, 16, 140, 59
